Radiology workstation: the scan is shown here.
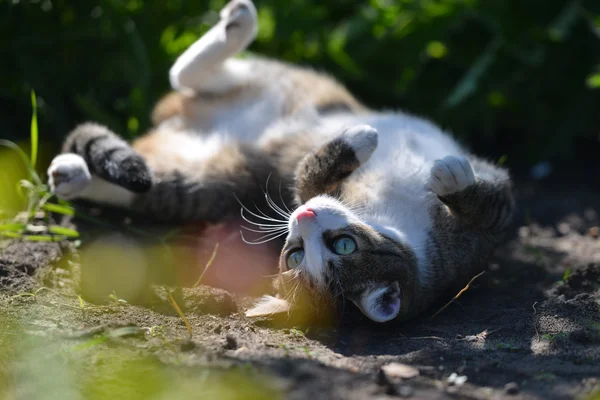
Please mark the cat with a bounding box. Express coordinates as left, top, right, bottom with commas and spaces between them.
47, 0, 514, 322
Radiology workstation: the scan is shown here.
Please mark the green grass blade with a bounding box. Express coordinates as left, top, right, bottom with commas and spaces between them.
23, 234, 66, 242
0, 223, 26, 232
48, 225, 79, 238
42, 203, 75, 216
0, 139, 41, 186
30, 90, 38, 170
0, 231, 23, 239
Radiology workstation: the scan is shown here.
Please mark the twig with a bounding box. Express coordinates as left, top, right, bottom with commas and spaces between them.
431, 271, 486, 320
193, 242, 219, 288
166, 289, 193, 338
408, 336, 444, 341
532, 301, 539, 342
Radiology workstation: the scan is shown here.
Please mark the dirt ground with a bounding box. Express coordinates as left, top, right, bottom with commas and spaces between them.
1, 165, 599, 400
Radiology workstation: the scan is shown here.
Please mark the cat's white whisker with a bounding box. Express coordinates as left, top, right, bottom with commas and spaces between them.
241, 225, 288, 234
278, 180, 293, 214
264, 174, 292, 219
264, 192, 290, 220
235, 194, 288, 225
240, 229, 288, 245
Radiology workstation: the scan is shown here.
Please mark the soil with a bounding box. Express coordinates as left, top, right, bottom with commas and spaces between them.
1, 166, 599, 400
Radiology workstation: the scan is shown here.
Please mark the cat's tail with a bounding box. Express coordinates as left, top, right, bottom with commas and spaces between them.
48, 123, 152, 206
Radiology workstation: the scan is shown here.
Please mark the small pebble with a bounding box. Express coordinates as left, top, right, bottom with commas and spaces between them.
518, 226, 530, 238
381, 362, 420, 379
448, 372, 467, 386
224, 334, 238, 350
504, 382, 520, 395
398, 385, 414, 398
557, 223, 570, 235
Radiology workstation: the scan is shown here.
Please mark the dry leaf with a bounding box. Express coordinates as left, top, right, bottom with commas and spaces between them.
381, 363, 420, 379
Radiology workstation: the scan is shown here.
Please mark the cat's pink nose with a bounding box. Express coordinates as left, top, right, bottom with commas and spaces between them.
296, 207, 316, 221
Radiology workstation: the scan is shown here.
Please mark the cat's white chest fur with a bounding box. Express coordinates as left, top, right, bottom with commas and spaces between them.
318, 112, 468, 272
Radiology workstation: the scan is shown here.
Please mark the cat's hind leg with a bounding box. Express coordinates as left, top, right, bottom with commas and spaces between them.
429, 155, 514, 231
169, 0, 258, 93
295, 125, 378, 204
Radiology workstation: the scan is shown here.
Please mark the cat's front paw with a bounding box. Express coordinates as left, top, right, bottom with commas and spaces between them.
341, 125, 379, 165
429, 155, 475, 196
47, 154, 91, 200
220, 0, 257, 41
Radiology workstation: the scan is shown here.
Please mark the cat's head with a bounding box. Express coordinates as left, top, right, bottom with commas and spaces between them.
247, 195, 419, 323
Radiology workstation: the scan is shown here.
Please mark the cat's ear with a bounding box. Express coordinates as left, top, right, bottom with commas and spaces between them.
352, 282, 401, 322
245, 295, 290, 317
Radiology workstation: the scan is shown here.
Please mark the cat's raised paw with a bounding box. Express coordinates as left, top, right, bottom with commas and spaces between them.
47, 154, 91, 200
430, 155, 475, 196
220, 0, 257, 40
341, 125, 379, 165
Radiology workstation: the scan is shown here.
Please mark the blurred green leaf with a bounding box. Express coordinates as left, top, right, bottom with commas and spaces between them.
426, 41, 448, 59
586, 72, 600, 89
48, 225, 80, 238
0, 223, 26, 232
30, 91, 38, 171
42, 203, 75, 216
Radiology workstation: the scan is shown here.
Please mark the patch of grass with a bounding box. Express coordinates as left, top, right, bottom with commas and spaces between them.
11, 286, 50, 301
302, 346, 313, 359
0, 91, 78, 243
146, 325, 164, 338
541, 332, 568, 343
278, 344, 291, 357
287, 328, 305, 338
108, 291, 129, 305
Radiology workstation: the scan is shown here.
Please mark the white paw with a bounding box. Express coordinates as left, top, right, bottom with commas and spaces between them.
47, 154, 91, 200
220, 0, 258, 41
342, 125, 379, 165
430, 155, 476, 196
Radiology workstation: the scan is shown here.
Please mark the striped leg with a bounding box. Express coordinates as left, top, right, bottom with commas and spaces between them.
294, 125, 378, 204
48, 123, 152, 208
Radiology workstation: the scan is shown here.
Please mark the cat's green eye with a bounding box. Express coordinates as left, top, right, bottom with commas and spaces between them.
287, 249, 304, 269
333, 236, 357, 255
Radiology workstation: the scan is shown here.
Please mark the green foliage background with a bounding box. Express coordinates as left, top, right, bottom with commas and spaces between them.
1, 0, 600, 164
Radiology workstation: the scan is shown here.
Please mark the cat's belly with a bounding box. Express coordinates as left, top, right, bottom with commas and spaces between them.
319, 112, 466, 162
